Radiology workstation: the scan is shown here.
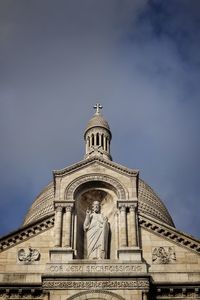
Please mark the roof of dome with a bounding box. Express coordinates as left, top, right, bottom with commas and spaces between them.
85, 113, 111, 135
22, 178, 175, 228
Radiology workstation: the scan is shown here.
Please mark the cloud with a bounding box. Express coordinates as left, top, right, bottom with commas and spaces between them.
0, 0, 199, 238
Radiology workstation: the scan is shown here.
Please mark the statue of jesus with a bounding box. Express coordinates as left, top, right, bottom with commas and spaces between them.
83, 200, 109, 259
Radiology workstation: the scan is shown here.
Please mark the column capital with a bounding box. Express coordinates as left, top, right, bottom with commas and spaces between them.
117, 199, 137, 209
65, 203, 73, 212
129, 203, 137, 211
55, 205, 63, 213
119, 204, 126, 212
54, 200, 75, 210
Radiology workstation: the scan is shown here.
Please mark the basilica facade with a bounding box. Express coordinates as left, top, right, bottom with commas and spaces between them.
0, 105, 199, 299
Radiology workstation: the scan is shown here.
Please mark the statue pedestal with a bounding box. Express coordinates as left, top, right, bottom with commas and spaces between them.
49, 248, 74, 262
117, 247, 142, 261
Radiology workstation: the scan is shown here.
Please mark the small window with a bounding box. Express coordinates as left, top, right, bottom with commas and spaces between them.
91, 134, 94, 146
105, 137, 108, 151
101, 134, 104, 148
96, 133, 99, 146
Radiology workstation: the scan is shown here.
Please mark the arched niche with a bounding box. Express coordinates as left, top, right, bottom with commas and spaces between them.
73, 180, 119, 259
65, 174, 127, 201
66, 290, 125, 300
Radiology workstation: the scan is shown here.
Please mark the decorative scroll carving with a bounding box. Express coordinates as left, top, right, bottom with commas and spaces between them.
66, 174, 126, 200
18, 247, 40, 263
152, 247, 176, 264
43, 279, 149, 290
83, 200, 109, 259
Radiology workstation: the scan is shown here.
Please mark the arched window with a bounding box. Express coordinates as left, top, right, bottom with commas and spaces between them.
105, 137, 108, 151
96, 133, 99, 146
91, 134, 94, 146
101, 134, 104, 148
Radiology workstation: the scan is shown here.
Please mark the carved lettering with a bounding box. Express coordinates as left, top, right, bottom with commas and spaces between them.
46, 263, 144, 273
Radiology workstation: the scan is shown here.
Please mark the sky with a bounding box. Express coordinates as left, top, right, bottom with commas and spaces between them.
0, 0, 200, 239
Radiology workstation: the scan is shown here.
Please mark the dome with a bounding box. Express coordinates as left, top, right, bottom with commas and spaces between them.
23, 182, 54, 226
23, 179, 175, 227
84, 113, 111, 136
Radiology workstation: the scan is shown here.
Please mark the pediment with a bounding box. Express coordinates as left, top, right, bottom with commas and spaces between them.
53, 156, 139, 179
139, 213, 200, 255
0, 214, 54, 253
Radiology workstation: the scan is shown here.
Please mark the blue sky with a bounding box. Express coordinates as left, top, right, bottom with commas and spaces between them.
0, 0, 200, 238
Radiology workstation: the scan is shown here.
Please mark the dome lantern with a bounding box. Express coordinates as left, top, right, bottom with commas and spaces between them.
84, 104, 112, 160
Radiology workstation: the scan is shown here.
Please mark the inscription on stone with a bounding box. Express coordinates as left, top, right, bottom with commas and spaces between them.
46, 263, 145, 273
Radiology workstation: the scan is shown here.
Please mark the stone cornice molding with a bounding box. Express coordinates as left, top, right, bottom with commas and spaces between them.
139, 214, 200, 255
154, 284, 200, 298
65, 173, 127, 200
54, 201, 75, 209
0, 215, 54, 253
0, 285, 45, 300
53, 156, 139, 179
117, 199, 138, 208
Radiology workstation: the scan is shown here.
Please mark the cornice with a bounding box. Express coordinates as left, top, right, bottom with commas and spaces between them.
0, 215, 54, 253
152, 284, 200, 298
53, 156, 139, 178
139, 213, 200, 255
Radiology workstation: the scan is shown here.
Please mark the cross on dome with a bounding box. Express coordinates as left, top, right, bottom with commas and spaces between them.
93, 103, 103, 115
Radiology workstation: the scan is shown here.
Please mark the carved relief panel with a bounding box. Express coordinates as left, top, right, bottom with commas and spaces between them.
152, 246, 176, 264
18, 247, 40, 263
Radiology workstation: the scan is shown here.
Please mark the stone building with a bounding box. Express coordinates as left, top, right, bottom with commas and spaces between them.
0, 104, 200, 300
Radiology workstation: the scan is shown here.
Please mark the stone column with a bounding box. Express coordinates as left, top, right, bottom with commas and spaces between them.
119, 204, 127, 247
103, 135, 106, 151
99, 133, 102, 147
94, 133, 97, 146
129, 204, 137, 247
142, 291, 148, 300
115, 211, 119, 252
63, 204, 73, 248
107, 136, 110, 153
86, 137, 89, 154
54, 206, 63, 247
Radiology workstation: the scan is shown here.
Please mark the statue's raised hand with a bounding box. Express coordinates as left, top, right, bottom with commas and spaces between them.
86, 208, 91, 215
103, 216, 108, 222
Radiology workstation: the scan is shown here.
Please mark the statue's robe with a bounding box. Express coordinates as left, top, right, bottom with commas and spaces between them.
84, 212, 109, 259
